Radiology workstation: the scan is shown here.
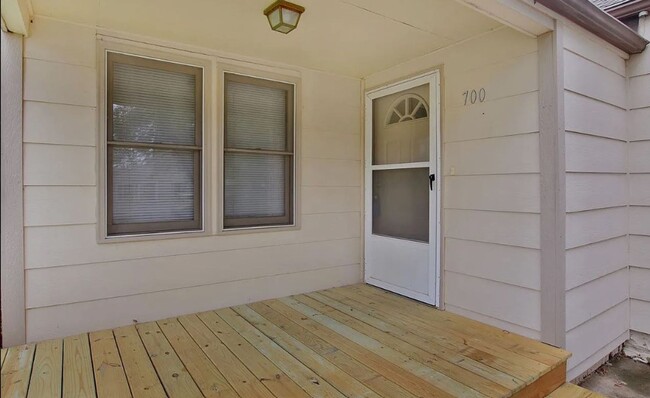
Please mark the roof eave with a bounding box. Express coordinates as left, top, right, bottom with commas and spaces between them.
607, 0, 650, 19
535, 0, 648, 53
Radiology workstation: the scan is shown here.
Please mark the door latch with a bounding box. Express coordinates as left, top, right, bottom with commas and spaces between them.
429, 174, 436, 191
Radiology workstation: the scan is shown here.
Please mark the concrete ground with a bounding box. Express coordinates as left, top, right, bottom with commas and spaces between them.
580, 355, 650, 398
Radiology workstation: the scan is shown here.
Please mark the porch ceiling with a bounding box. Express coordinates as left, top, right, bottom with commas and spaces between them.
30, 0, 502, 77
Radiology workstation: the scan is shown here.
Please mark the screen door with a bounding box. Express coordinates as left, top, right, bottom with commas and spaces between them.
364, 72, 440, 305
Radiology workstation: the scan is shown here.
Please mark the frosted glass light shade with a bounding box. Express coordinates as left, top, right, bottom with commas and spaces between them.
267, 8, 281, 28
264, 0, 304, 34
282, 7, 299, 26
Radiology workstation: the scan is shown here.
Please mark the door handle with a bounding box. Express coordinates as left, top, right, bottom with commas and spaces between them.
429, 174, 436, 191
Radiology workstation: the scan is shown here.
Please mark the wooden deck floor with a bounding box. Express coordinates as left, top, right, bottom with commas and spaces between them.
1, 284, 575, 398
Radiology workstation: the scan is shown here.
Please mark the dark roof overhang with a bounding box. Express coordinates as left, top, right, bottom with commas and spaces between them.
536, 0, 648, 53
607, 0, 650, 18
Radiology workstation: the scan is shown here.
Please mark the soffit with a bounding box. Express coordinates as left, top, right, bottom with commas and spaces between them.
31, 0, 503, 77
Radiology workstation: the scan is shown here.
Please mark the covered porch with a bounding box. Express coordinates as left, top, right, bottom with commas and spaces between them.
1, 284, 587, 398
2, 0, 647, 393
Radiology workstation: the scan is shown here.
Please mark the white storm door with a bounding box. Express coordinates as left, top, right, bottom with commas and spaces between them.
364, 72, 440, 306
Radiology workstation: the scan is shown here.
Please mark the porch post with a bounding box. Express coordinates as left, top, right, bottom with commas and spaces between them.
1, 29, 26, 347
538, 21, 567, 348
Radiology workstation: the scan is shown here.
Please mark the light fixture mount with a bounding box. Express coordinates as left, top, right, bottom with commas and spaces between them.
264, 0, 305, 34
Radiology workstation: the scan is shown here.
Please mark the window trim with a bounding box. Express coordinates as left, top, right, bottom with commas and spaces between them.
222, 72, 296, 230
99, 43, 213, 241
106, 52, 204, 236
97, 40, 300, 242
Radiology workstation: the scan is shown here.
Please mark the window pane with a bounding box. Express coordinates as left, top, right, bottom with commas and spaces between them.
372, 84, 429, 165
112, 147, 196, 224
112, 62, 197, 146
372, 168, 429, 242
224, 152, 288, 219
226, 80, 288, 151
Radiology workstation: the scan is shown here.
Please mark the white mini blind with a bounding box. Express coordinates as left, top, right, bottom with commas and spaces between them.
224, 153, 286, 218
112, 63, 197, 146
226, 81, 287, 151
107, 53, 202, 235
223, 74, 294, 228
112, 148, 195, 223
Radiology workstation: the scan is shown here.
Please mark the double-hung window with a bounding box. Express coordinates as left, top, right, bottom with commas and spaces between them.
223, 73, 295, 229
104, 50, 296, 238
106, 52, 203, 236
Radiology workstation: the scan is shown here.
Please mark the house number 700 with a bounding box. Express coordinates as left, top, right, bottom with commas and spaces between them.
463, 88, 486, 105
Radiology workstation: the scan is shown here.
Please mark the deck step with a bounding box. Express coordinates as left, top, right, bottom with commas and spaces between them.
547, 383, 606, 397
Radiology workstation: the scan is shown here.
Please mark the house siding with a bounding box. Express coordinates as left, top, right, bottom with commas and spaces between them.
365, 27, 543, 339
627, 15, 650, 336
562, 24, 630, 380
22, 17, 363, 342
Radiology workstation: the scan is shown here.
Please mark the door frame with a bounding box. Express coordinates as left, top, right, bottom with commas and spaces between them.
363, 70, 442, 307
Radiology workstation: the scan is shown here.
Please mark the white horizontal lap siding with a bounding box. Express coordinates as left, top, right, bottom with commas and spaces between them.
25, 238, 361, 309
26, 264, 361, 342
22, 17, 363, 341
23, 102, 97, 146
628, 17, 650, 336
365, 27, 542, 335
25, 213, 361, 269
566, 301, 628, 380
562, 24, 629, 378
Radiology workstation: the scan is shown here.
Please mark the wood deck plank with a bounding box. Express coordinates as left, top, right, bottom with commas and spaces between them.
1, 344, 36, 398
332, 285, 552, 381
296, 293, 512, 398
344, 291, 548, 384
234, 304, 381, 398
313, 289, 523, 390
353, 285, 562, 372
512, 362, 566, 398
62, 334, 96, 398
177, 314, 276, 398
280, 296, 488, 398
196, 310, 310, 398
88, 330, 132, 398
216, 307, 346, 398
1, 284, 578, 398
157, 317, 239, 398
548, 383, 606, 398
27, 339, 63, 398
136, 322, 203, 398
319, 288, 539, 385
265, 298, 456, 398
357, 284, 569, 363
248, 301, 420, 398
113, 325, 166, 398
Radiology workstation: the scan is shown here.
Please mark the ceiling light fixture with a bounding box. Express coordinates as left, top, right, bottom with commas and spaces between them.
264, 0, 305, 34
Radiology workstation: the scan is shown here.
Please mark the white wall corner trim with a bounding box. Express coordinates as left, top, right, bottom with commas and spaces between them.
1, 30, 26, 347
539, 21, 567, 348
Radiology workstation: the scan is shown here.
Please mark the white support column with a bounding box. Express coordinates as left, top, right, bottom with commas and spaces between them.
1, 29, 25, 347
538, 21, 567, 348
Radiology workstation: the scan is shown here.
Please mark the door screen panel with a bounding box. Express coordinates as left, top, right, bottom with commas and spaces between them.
372, 84, 429, 165
372, 168, 429, 242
